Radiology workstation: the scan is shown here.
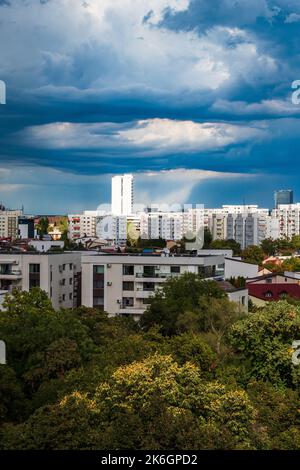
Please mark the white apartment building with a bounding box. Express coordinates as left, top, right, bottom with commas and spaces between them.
111, 174, 133, 216
0, 209, 23, 239
272, 204, 300, 239
68, 211, 98, 240
0, 252, 81, 310
81, 253, 247, 320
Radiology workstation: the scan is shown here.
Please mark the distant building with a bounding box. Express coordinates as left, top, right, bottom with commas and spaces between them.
18, 216, 34, 239
274, 190, 293, 208
111, 174, 133, 216
68, 211, 98, 240
0, 209, 23, 239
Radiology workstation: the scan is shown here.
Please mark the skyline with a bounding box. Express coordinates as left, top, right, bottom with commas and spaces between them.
1, 1, 300, 211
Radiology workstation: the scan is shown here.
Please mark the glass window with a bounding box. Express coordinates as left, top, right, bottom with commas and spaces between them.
143, 266, 155, 277
123, 265, 134, 275
171, 266, 180, 273
122, 297, 134, 307
93, 279, 104, 289
29, 263, 40, 273
93, 265, 104, 274
123, 281, 134, 291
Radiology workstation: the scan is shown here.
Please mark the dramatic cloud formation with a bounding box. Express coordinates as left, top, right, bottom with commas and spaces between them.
0, 0, 300, 211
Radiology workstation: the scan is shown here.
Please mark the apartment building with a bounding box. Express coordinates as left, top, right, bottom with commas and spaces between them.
0, 209, 23, 239
68, 211, 97, 240
0, 252, 81, 310
111, 174, 133, 216
81, 252, 247, 321
272, 204, 300, 239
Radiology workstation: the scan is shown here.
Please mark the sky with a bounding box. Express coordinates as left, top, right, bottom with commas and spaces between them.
1, 0, 300, 213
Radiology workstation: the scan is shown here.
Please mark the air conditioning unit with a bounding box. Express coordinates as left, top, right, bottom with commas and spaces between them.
107, 264, 112, 268
155, 266, 160, 270
107, 281, 112, 286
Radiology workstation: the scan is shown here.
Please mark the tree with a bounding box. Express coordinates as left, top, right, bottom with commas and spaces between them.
203, 227, 213, 248
0, 288, 95, 388
229, 301, 300, 387
260, 238, 278, 256
241, 245, 264, 265
140, 273, 226, 335
210, 239, 241, 256
36, 217, 49, 239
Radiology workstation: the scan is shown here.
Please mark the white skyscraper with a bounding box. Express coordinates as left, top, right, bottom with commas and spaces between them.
111, 174, 133, 215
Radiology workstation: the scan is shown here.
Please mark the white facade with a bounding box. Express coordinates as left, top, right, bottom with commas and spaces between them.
68, 211, 97, 240
224, 258, 259, 279
0, 209, 23, 239
29, 240, 64, 252
0, 252, 81, 310
81, 253, 228, 320
111, 174, 133, 216
272, 204, 300, 239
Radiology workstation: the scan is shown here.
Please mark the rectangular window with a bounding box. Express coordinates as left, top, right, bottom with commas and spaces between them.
93, 279, 104, 289
29, 264, 40, 273
171, 266, 180, 273
123, 265, 134, 275
93, 265, 104, 274
122, 297, 134, 307
143, 282, 155, 291
143, 266, 155, 277
69, 293, 72, 300
123, 281, 134, 291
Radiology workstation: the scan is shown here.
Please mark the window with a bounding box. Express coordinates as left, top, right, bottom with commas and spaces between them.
29, 264, 40, 273
69, 263, 73, 270
266, 278, 272, 284
122, 297, 134, 307
62, 264, 66, 271
69, 293, 73, 300
69, 278, 73, 285
142, 298, 150, 304
264, 291, 273, 298
143, 282, 155, 291
171, 266, 180, 274
93, 279, 104, 289
61, 278, 66, 286
93, 265, 104, 274
29, 278, 40, 289
279, 291, 288, 298
62, 294, 66, 301
143, 266, 155, 277
123, 281, 134, 291
123, 265, 134, 275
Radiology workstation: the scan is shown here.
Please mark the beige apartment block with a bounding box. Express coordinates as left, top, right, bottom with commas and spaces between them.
0, 252, 81, 310
81, 253, 228, 321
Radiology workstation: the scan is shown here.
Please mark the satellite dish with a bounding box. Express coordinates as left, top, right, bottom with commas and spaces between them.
0, 340, 6, 365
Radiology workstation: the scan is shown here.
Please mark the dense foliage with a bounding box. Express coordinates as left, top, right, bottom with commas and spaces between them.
1, 278, 300, 450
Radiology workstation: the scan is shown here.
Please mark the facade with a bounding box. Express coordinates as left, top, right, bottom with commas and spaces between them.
0, 252, 81, 310
0, 209, 23, 239
271, 204, 300, 239
275, 190, 293, 208
247, 272, 300, 305
224, 257, 259, 279
111, 174, 133, 216
68, 211, 97, 240
18, 216, 35, 239
81, 253, 228, 320
29, 240, 64, 252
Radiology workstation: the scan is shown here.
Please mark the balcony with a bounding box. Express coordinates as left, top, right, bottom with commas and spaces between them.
0, 270, 22, 280
118, 307, 146, 315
